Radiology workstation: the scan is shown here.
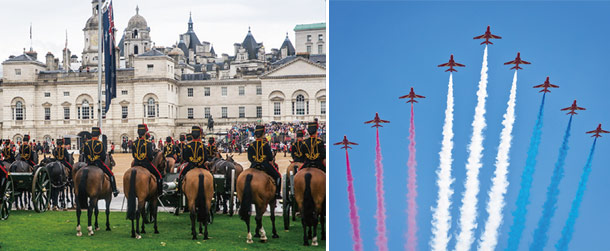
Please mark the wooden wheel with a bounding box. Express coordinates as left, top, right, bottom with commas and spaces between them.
32, 167, 51, 213
1, 176, 14, 220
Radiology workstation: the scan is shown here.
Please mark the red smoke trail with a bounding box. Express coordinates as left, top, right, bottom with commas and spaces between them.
346, 150, 364, 251
406, 104, 418, 251
375, 128, 388, 251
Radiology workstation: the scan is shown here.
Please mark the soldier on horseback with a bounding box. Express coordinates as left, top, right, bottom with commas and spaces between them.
300, 121, 326, 172
206, 137, 218, 158
248, 125, 282, 199
132, 124, 163, 196
83, 127, 119, 197
3, 139, 15, 163
290, 130, 306, 173
178, 126, 208, 192
53, 138, 73, 175
163, 136, 178, 159
20, 135, 37, 167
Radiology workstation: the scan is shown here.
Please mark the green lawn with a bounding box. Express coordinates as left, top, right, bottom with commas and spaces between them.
0, 210, 326, 250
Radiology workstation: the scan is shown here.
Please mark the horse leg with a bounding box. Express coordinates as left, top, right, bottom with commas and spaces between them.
131, 219, 136, 238
245, 211, 253, 244
28, 191, 32, 210
106, 199, 111, 231
270, 202, 279, 238
301, 218, 309, 246
312, 216, 319, 246
153, 200, 159, 234
135, 206, 141, 239
256, 209, 267, 242
94, 204, 100, 231
223, 194, 229, 214
204, 220, 209, 240
87, 199, 95, 236
76, 203, 82, 236
140, 201, 146, 234
190, 211, 197, 240
320, 212, 326, 240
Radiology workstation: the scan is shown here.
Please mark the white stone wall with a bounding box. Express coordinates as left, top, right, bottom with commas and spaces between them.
295, 28, 326, 54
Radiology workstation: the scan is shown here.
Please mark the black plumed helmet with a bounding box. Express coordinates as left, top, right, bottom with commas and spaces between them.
137, 124, 148, 137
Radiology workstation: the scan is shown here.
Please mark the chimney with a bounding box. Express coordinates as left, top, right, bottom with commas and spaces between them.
46, 52, 55, 70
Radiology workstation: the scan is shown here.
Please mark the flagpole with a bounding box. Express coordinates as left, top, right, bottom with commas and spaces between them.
97, 0, 103, 130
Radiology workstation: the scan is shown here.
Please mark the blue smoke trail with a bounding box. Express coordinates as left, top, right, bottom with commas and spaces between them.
530, 115, 573, 251
555, 138, 598, 251
505, 93, 546, 251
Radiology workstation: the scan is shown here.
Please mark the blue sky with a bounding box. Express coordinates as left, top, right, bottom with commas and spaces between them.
330, 1, 610, 250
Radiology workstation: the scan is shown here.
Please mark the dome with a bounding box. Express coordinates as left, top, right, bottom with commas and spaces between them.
168, 47, 184, 56
127, 6, 148, 29
85, 15, 99, 29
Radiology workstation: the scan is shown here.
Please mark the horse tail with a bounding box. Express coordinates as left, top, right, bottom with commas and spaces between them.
77, 168, 89, 208
196, 173, 208, 223
126, 168, 137, 220
303, 173, 315, 226
239, 174, 253, 221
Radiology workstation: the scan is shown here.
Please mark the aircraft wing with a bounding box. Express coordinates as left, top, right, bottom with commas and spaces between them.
379, 119, 390, 123
549, 84, 559, 88
415, 94, 425, 98
490, 34, 502, 39
438, 63, 450, 67
348, 141, 359, 145
601, 129, 610, 133
473, 34, 485, 39
364, 120, 374, 124
332, 141, 344, 145
586, 129, 597, 134
533, 84, 545, 88
504, 60, 516, 65
576, 106, 586, 110
521, 60, 532, 64
560, 107, 571, 111
398, 94, 412, 99
454, 62, 466, 67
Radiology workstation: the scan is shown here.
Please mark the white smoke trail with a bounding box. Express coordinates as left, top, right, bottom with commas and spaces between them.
478, 71, 518, 251
455, 46, 489, 251
430, 73, 455, 251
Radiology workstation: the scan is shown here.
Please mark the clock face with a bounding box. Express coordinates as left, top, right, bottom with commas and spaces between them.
91, 33, 98, 48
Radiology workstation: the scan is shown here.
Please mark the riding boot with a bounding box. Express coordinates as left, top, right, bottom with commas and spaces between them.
275, 177, 282, 199
157, 178, 163, 196
110, 176, 119, 197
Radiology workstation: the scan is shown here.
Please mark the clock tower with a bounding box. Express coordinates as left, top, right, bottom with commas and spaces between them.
82, 0, 101, 69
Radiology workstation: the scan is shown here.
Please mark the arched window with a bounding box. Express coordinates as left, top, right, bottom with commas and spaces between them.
133, 29, 138, 39
134, 45, 139, 55
15, 101, 24, 120
82, 100, 90, 119
296, 95, 305, 115
147, 98, 156, 117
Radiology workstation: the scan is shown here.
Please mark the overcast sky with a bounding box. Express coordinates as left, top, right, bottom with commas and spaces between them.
0, 0, 326, 76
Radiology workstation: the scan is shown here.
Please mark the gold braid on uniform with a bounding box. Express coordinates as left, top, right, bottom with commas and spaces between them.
253, 141, 266, 163
293, 141, 303, 157
135, 139, 147, 161
86, 141, 101, 162
188, 141, 204, 165
305, 138, 320, 160
57, 146, 64, 160
164, 144, 172, 156
21, 145, 30, 160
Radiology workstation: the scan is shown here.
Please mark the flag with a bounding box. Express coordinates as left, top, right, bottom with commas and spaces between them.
102, 1, 117, 113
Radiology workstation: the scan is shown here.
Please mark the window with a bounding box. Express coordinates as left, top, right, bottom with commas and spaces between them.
121, 90, 128, 95
307, 46, 311, 54
296, 95, 305, 115
64, 107, 70, 120
321, 101, 326, 115
15, 69, 21, 75
134, 45, 139, 55
256, 86, 262, 95
188, 88, 194, 97
204, 87, 210, 96
147, 98, 156, 117
239, 86, 245, 96
147, 64, 154, 72
64, 91, 70, 96
122, 106, 128, 119
239, 107, 245, 118
44, 92, 50, 97
318, 45, 323, 54
307, 35, 312, 41
204, 107, 210, 118
292, 102, 295, 115
307, 101, 310, 114
133, 29, 138, 38
44, 107, 50, 120
318, 34, 323, 41
256, 106, 262, 118
221, 107, 228, 118
15, 101, 24, 120
221, 87, 227, 96
188, 108, 194, 119
81, 100, 90, 119
102, 91, 106, 95
274, 102, 281, 116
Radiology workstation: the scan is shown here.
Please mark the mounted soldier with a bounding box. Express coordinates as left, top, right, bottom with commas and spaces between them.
300, 121, 326, 172
247, 125, 282, 199
83, 127, 119, 197
3, 139, 15, 163
206, 137, 218, 159
177, 134, 186, 163
163, 136, 178, 159
132, 124, 163, 195
290, 130, 306, 173
53, 137, 73, 175
20, 135, 37, 167
178, 126, 208, 189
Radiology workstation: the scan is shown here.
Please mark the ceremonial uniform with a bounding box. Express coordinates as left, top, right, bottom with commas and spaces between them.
300, 122, 326, 172
178, 127, 208, 195
163, 137, 178, 159
3, 140, 15, 163
53, 138, 73, 173
83, 127, 119, 197
132, 124, 163, 195
290, 131, 306, 163
20, 135, 36, 167
177, 135, 186, 163
248, 125, 281, 199
206, 137, 218, 158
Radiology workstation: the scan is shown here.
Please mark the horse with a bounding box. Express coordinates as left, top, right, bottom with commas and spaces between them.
294, 167, 326, 246
237, 167, 280, 243
207, 155, 242, 215
124, 150, 166, 239
73, 154, 115, 237
182, 168, 214, 240
164, 154, 177, 174
47, 160, 70, 211
9, 160, 34, 210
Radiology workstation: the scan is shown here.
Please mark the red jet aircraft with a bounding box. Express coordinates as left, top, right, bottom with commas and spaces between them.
364, 113, 390, 128
473, 26, 502, 45
533, 77, 559, 93
561, 100, 586, 115
399, 87, 425, 103
438, 54, 465, 72
334, 135, 359, 149
586, 124, 610, 138
504, 52, 531, 70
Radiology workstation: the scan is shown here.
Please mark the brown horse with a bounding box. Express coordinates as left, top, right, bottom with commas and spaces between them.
124, 151, 166, 239
165, 155, 177, 174
294, 167, 326, 246
237, 168, 279, 243
73, 166, 112, 236
182, 168, 214, 240
208, 154, 244, 215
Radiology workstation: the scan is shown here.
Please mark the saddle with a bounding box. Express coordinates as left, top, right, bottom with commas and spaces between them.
250, 163, 277, 185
